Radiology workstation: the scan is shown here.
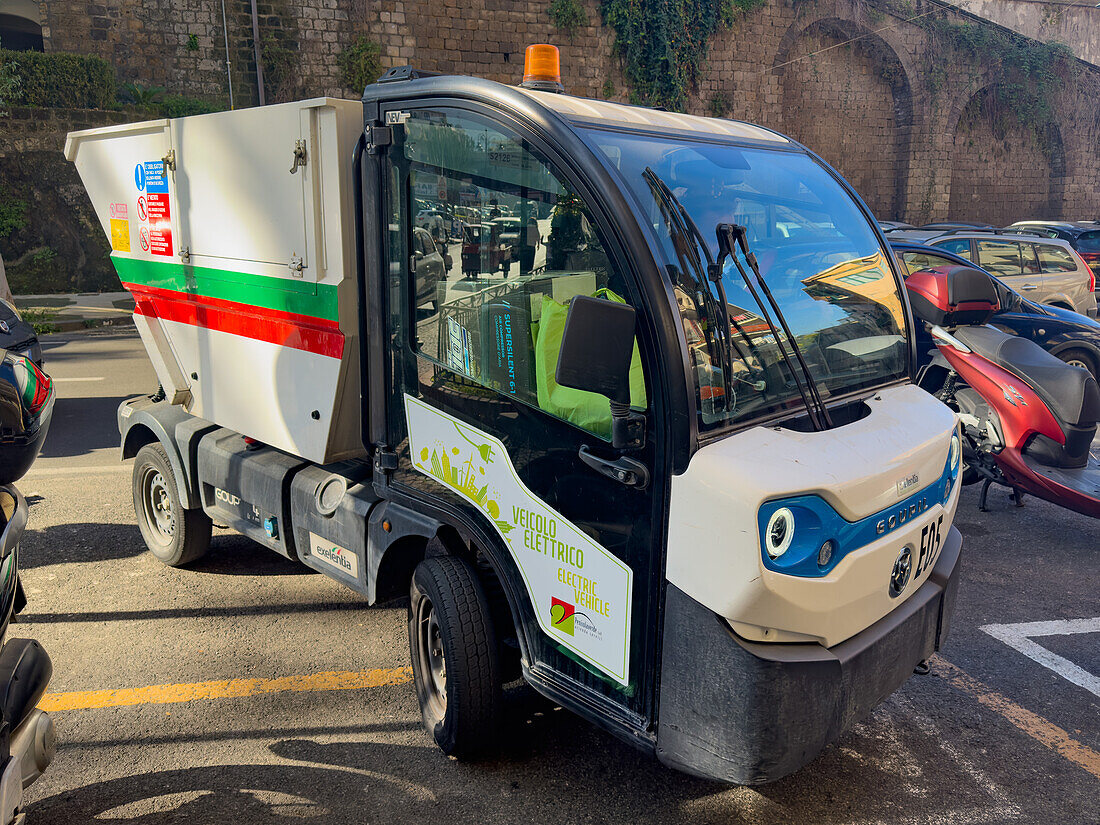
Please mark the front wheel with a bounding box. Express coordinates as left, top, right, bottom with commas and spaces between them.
132, 443, 211, 566
408, 555, 502, 759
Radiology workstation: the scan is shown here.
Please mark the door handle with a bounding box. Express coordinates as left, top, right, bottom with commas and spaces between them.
578, 445, 650, 489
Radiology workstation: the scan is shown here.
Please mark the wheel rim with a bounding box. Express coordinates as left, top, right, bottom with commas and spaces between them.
415, 595, 447, 719
140, 467, 175, 546
1064, 357, 1090, 373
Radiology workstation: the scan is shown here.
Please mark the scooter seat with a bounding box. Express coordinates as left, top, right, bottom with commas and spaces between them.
953, 325, 1100, 430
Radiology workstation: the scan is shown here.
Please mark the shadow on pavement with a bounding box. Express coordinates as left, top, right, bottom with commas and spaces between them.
29, 685, 1013, 825
38, 396, 127, 459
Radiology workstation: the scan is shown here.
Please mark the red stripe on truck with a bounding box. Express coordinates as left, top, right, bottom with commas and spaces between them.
125, 282, 344, 360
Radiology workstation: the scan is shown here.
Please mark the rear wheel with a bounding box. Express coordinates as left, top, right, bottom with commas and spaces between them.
132, 443, 211, 566
1057, 347, 1098, 380
408, 555, 502, 759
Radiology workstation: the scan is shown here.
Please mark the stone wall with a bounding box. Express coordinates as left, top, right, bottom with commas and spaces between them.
0, 107, 126, 292
23, 0, 1100, 231
945, 0, 1100, 67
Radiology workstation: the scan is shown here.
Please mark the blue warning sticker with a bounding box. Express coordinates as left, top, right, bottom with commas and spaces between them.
134, 161, 169, 194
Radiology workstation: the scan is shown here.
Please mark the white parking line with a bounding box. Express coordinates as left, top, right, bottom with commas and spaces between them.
980, 618, 1100, 698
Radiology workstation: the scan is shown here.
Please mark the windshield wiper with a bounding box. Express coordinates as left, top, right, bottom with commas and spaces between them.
642, 168, 736, 414
716, 223, 834, 430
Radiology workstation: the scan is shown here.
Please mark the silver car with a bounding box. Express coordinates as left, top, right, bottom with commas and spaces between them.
888, 229, 1097, 317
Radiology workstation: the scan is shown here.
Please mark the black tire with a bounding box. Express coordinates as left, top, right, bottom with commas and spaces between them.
132, 443, 211, 566
1056, 347, 1098, 380
408, 555, 502, 759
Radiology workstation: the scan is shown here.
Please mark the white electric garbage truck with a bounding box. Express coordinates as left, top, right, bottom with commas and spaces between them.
65, 49, 963, 783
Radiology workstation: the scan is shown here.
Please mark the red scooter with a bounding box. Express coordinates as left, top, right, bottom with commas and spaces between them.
908, 265, 1100, 518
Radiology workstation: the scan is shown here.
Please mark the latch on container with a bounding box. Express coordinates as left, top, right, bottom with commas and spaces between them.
289, 140, 307, 174
178, 246, 190, 264
289, 255, 304, 276
162, 148, 176, 171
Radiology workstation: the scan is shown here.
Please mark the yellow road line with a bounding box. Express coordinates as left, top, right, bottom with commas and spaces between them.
932, 656, 1100, 781
39, 666, 413, 712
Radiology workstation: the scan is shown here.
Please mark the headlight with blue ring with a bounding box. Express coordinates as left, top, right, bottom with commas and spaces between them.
758, 444, 957, 578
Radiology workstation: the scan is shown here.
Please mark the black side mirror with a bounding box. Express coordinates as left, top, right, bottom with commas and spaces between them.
556, 295, 645, 451
556, 295, 635, 405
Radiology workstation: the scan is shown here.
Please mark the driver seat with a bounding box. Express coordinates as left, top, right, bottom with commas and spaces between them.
953, 324, 1100, 468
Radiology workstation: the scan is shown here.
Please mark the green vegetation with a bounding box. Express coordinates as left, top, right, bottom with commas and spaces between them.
708, 91, 729, 117
550, 0, 589, 35
261, 31, 300, 103
187, 33, 199, 51
924, 17, 1076, 130
0, 192, 27, 238
0, 49, 115, 109
20, 307, 59, 336
337, 35, 382, 94
601, 77, 615, 98
0, 40, 18, 116
119, 81, 165, 107
599, 0, 765, 111
6, 248, 65, 296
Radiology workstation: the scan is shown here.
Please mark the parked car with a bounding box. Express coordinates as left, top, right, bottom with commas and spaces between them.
1006, 220, 1100, 304
891, 240, 1100, 378
918, 222, 995, 231
411, 227, 445, 309
887, 228, 1097, 317
0, 300, 42, 367
878, 220, 915, 233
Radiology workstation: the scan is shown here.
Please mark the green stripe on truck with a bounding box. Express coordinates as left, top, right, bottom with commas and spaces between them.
112, 256, 339, 322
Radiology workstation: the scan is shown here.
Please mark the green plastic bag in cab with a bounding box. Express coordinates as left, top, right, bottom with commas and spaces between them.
534, 288, 647, 439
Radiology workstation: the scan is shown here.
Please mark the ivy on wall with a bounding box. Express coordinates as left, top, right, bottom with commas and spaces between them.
550, 0, 589, 35
337, 36, 382, 94
598, 0, 765, 111
922, 16, 1076, 132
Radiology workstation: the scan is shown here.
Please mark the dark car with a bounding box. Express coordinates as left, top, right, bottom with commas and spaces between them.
891, 241, 1100, 379
1006, 220, 1100, 303
0, 300, 42, 367
878, 220, 915, 233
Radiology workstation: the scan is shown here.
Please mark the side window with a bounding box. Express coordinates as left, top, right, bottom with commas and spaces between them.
902, 251, 955, 275
397, 108, 646, 440
1037, 244, 1076, 273
936, 239, 972, 260
976, 240, 1023, 277
1021, 243, 1041, 274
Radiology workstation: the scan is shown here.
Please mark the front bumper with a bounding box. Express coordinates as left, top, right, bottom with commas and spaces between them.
656, 525, 961, 785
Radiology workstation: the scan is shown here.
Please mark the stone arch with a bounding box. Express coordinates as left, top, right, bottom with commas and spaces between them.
0, 0, 42, 51
948, 84, 1067, 223
772, 16, 914, 220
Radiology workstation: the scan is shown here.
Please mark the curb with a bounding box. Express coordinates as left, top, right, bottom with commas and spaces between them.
48, 316, 135, 334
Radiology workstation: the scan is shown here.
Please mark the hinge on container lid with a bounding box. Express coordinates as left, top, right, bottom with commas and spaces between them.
162, 148, 176, 171
366, 125, 391, 155
374, 449, 398, 472
289, 139, 307, 174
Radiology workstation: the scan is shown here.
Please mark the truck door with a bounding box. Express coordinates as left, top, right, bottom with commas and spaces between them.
377, 104, 664, 726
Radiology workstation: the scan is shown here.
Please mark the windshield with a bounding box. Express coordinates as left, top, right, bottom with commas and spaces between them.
582, 129, 909, 432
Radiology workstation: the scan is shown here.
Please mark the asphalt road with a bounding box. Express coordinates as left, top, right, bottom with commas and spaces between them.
14, 328, 1100, 824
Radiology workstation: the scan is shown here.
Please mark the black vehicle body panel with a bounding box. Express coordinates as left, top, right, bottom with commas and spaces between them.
657, 526, 960, 784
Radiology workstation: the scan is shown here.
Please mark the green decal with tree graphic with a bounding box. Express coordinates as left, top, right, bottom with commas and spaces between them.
405, 394, 632, 684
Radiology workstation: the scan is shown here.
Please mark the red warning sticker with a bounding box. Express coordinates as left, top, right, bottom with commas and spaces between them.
146, 193, 172, 257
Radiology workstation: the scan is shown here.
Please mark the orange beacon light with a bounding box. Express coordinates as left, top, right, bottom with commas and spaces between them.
521, 44, 565, 93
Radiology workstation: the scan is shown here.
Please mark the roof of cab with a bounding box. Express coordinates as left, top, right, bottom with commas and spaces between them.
515, 86, 788, 145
